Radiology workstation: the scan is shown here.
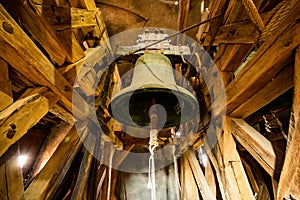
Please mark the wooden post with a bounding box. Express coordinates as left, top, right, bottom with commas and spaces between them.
277, 47, 300, 199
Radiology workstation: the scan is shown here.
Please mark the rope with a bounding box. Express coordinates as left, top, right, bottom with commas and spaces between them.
241, 0, 265, 32
147, 129, 159, 200
258, 0, 298, 45
173, 146, 181, 200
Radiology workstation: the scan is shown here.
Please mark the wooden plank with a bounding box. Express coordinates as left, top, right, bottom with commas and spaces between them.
29, 121, 73, 179
219, 3, 300, 115
71, 149, 93, 199
69, 0, 97, 10
3, 0, 68, 65
0, 144, 24, 200
35, 6, 97, 30
24, 125, 84, 200
177, 0, 190, 44
19, 87, 60, 108
230, 63, 294, 118
277, 47, 300, 200
0, 94, 49, 157
231, 118, 277, 177
205, 161, 217, 198
4, 144, 24, 200
222, 117, 254, 200
203, 20, 256, 45
0, 163, 8, 200
186, 149, 216, 200
241, 158, 259, 193
0, 58, 13, 111
31, 0, 69, 7
180, 153, 200, 200
0, 4, 74, 110
50, 104, 74, 125
204, 143, 227, 200
56, 29, 86, 63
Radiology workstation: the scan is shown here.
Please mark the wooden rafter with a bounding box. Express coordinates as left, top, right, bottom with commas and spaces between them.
0, 58, 13, 111
277, 47, 300, 200
231, 118, 277, 177
24, 125, 84, 199
212, 3, 300, 117
230, 63, 294, 118
0, 91, 55, 157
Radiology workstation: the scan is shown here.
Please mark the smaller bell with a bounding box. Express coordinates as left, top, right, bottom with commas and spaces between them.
109, 53, 199, 129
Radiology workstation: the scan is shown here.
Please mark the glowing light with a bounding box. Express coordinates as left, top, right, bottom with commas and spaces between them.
18, 155, 28, 168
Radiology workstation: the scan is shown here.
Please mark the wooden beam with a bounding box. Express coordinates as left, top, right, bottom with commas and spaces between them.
205, 161, 217, 198
35, 6, 97, 30
177, 0, 190, 43
0, 5, 103, 131
0, 4, 75, 110
0, 94, 49, 157
0, 58, 13, 111
241, 158, 259, 194
277, 47, 300, 200
68, 0, 97, 10
203, 20, 256, 45
3, 0, 68, 65
24, 125, 84, 200
230, 63, 294, 118
71, 149, 93, 199
231, 118, 277, 177
222, 117, 254, 200
19, 87, 60, 108
180, 152, 200, 200
0, 144, 24, 200
204, 142, 227, 200
215, 3, 300, 115
29, 121, 73, 179
49, 104, 74, 125
186, 149, 216, 200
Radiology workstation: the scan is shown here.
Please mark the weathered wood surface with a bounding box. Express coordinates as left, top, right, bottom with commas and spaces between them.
3, 0, 70, 65
0, 58, 13, 111
180, 152, 200, 200
0, 94, 49, 157
0, 144, 24, 200
24, 125, 84, 200
226, 4, 300, 113
35, 6, 98, 30
231, 118, 277, 177
186, 149, 215, 200
222, 117, 254, 200
0, 4, 74, 110
277, 47, 300, 200
212, 3, 300, 116
230, 63, 294, 118
30, 121, 73, 179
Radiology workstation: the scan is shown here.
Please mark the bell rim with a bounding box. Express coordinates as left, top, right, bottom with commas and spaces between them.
108, 86, 199, 128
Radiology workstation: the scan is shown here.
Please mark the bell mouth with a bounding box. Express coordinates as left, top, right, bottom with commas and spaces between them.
108, 86, 199, 128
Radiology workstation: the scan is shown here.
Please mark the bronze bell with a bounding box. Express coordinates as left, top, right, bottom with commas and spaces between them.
109, 53, 199, 129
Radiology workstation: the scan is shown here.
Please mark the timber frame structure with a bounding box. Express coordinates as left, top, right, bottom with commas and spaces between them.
0, 0, 299, 199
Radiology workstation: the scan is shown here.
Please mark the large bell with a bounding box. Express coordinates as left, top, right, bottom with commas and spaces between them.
109, 53, 199, 129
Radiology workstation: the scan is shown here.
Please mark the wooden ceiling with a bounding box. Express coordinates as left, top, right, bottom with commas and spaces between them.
0, 0, 299, 199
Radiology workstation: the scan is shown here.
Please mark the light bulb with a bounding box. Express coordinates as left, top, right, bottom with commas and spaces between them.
18, 155, 28, 168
